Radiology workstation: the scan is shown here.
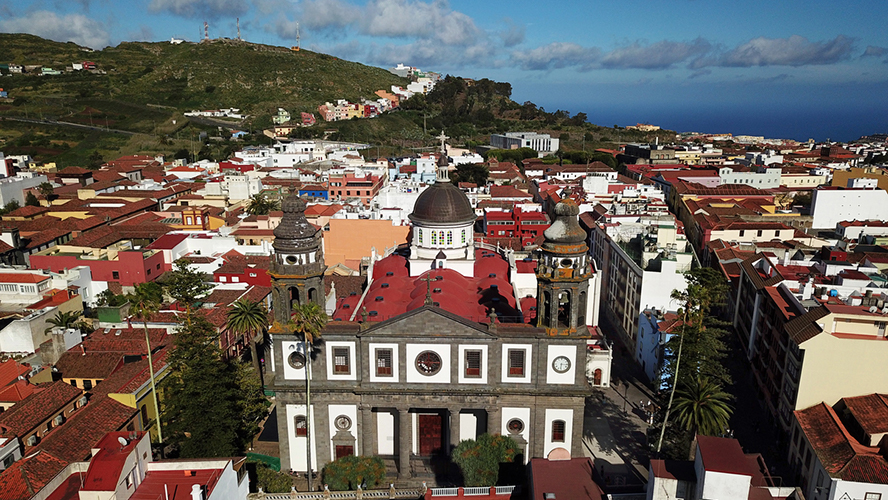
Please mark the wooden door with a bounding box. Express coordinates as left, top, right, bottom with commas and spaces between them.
335, 445, 354, 460
418, 414, 443, 456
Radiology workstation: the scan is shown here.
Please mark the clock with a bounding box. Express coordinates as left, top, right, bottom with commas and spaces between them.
552, 356, 571, 373
334, 415, 352, 431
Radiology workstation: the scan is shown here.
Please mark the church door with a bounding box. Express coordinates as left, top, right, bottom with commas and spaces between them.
335, 445, 354, 460
418, 413, 443, 456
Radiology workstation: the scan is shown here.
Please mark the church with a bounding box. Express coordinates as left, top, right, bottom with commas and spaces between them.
268, 144, 612, 481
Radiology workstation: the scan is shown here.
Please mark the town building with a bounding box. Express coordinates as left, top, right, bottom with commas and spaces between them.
269, 145, 611, 482
490, 133, 559, 156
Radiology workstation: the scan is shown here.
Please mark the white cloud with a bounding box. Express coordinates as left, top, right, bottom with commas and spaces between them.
499, 18, 525, 48
510, 42, 600, 71
600, 38, 711, 69
148, 0, 250, 19
300, 0, 355, 30
715, 35, 854, 67
0, 10, 110, 48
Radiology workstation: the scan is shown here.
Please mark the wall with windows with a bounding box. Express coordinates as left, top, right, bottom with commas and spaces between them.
543, 409, 573, 457
285, 404, 318, 473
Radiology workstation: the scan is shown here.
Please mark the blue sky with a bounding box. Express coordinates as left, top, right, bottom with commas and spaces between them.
2, 0, 887, 140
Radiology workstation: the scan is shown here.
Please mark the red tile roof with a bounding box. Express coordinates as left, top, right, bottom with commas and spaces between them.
0, 451, 68, 500
35, 396, 137, 463
840, 394, 888, 440
0, 381, 82, 437
54, 352, 124, 380
528, 457, 603, 500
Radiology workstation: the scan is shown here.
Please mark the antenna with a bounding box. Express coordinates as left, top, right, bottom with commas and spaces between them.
204, 21, 209, 41
237, 18, 241, 40
296, 22, 300, 51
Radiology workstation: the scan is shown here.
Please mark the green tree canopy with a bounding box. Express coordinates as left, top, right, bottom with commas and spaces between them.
451, 163, 489, 186
452, 433, 521, 487
37, 182, 55, 200
246, 193, 281, 216
163, 259, 211, 313
672, 376, 733, 437
161, 313, 268, 458
226, 299, 269, 374
322, 455, 386, 491
44, 310, 81, 333
25, 192, 40, 207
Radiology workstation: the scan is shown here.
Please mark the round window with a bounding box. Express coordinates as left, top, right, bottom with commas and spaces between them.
507, 418, 524, 434
560, 258, 573, 268
288, 352, 306, 369
334, 415, 352, 431
286, 255, 298, 264
415, 351, 442, 376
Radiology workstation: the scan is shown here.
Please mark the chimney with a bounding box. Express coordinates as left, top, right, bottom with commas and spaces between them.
190, 484, 203, 500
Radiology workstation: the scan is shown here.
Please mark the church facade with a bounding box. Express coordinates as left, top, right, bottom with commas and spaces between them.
268, 144, 611, 480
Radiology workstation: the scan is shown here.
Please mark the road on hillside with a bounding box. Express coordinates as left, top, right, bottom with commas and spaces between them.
0, 116, 139, 136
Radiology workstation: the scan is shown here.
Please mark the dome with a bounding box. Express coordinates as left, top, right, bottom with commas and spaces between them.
409, 181, 475, 225
542, 199, 588, 252
273, 193, 319, 254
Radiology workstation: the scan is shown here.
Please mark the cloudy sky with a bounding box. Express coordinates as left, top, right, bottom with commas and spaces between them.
2, 0, 887, 140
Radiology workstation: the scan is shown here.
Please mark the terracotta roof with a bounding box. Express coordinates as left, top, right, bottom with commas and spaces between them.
5, 206, 49, 218
840, 393, 888, 438
0, 273, 50, 284
35, 396, 137, 463
54, 352, 123, 380
784, 305, 830, 344
0, 381, 82, 437
92, 350, 169, 397
528, 457, 603, 500
0, 450, 68, 500
0, 380, 36, 403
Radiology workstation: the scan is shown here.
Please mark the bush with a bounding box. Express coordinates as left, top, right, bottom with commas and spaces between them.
254, 463, 292, 493
322, 455, 386, 491
452, 434, 520, 487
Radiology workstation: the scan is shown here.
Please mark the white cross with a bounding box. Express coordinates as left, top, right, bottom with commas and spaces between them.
436, 131, 449, 151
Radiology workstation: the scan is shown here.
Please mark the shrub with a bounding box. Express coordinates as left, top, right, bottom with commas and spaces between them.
322, 455, 386, 491
452, 434, 520, 487
254, 463, 292, 493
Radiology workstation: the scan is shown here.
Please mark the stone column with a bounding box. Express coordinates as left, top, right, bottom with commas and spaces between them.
486, 406, 501, 436
398, 408, 411, 479
532, 403, 546, 459
449, 407, 461, 450
361, 404, 374, 456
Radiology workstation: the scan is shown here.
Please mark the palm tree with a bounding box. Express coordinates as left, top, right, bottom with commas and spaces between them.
44, 310, 81, 333
272, 302, 327, 491
246, 193, 280, 216
672, 376, 733, 437
226, 299, 269, 378
127, 282, 164, 450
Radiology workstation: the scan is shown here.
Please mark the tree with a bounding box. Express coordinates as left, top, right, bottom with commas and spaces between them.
0, 200, 20, 216
451, 163, 489, 186
246, 193, 281, 216
322, 455, 386, 491
271, 302, 327, 490
86, 150, 104, 170
161, 313, 268, 458
672, 376, 733, 437
37, 182, 55, 201
24, 192, 39, 207
163, 259, 211, 315
127, 282, 165, 447
452, 433, 521, 487
44, 310, 81, 333
226, 299, 268, 378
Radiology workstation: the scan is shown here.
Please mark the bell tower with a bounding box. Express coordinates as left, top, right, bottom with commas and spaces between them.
535, 199, 592, 335
270, 193, 326, 323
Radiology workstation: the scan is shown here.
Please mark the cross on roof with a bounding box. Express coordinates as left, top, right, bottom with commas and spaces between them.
436, 131, 449, 152
419, 274, 439, 306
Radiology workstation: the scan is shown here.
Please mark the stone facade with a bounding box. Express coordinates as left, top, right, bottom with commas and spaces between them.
271, 307, 589, 480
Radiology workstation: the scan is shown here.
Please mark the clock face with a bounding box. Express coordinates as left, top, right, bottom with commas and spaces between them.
334, 415, 351, 430
552, 356, 571, 373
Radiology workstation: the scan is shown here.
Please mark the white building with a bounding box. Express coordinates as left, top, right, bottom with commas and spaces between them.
0, 173, 49, 206
717, 166, 782, 189
491, 132, 559, 155
810, 185, 888, 229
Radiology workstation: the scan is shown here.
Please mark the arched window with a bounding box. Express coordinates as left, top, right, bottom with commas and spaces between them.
295, 415, 307, 437
461, 230, 466, 244
439, 231, 445, 244
447, 231, 453, 245
431, 232, 437, 245
551, 420, 565, 442
593, 369, 602, 386
418, 229, 423, 245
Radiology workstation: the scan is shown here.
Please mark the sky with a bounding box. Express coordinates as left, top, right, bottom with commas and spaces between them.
2, 0, 887, 141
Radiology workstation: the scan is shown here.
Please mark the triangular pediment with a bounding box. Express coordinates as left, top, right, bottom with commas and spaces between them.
358, 305, 495, 338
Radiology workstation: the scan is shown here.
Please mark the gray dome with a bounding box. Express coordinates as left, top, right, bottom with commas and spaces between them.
409, 182, 476, 225
273, 194, 319, 253
542, 199, 588, 252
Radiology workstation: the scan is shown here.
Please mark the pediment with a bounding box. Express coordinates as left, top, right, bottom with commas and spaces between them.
358, 305, 495, 338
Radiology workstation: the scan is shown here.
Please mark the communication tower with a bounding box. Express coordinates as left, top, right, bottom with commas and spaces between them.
204, 21, 209, 41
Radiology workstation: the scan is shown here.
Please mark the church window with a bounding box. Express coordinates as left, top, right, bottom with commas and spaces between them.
552, 420, 566, 442
447, 231, 453, 245
415, 351, 442, 376
288, 352, 306, 370
376, 349, 393, 376
418, 230, 423, 245
439, 231, 444, 244
295, 415, 308, 436
431, 232, 437, 245
461, 230, 466, 244
465, 350, 482, 377
333, 347, 350, 374
508, 349, 525, 377
507, 418, 524, 434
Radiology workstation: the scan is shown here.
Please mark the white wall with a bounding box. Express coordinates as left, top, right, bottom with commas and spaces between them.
281, 341, 308, 380
500, 407, 531, 460
286, 404, 318, 473
811, 189, 888, 229
376, 410, 395, 455
459, 413, 477, 442
325, 341, 357, 381
545, 345, 578, 385
457, 344, 488, 385
543, 408, 573, 457
368, 343, 400, 383
500, 344, 532, 384
327, 404, 358, 456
